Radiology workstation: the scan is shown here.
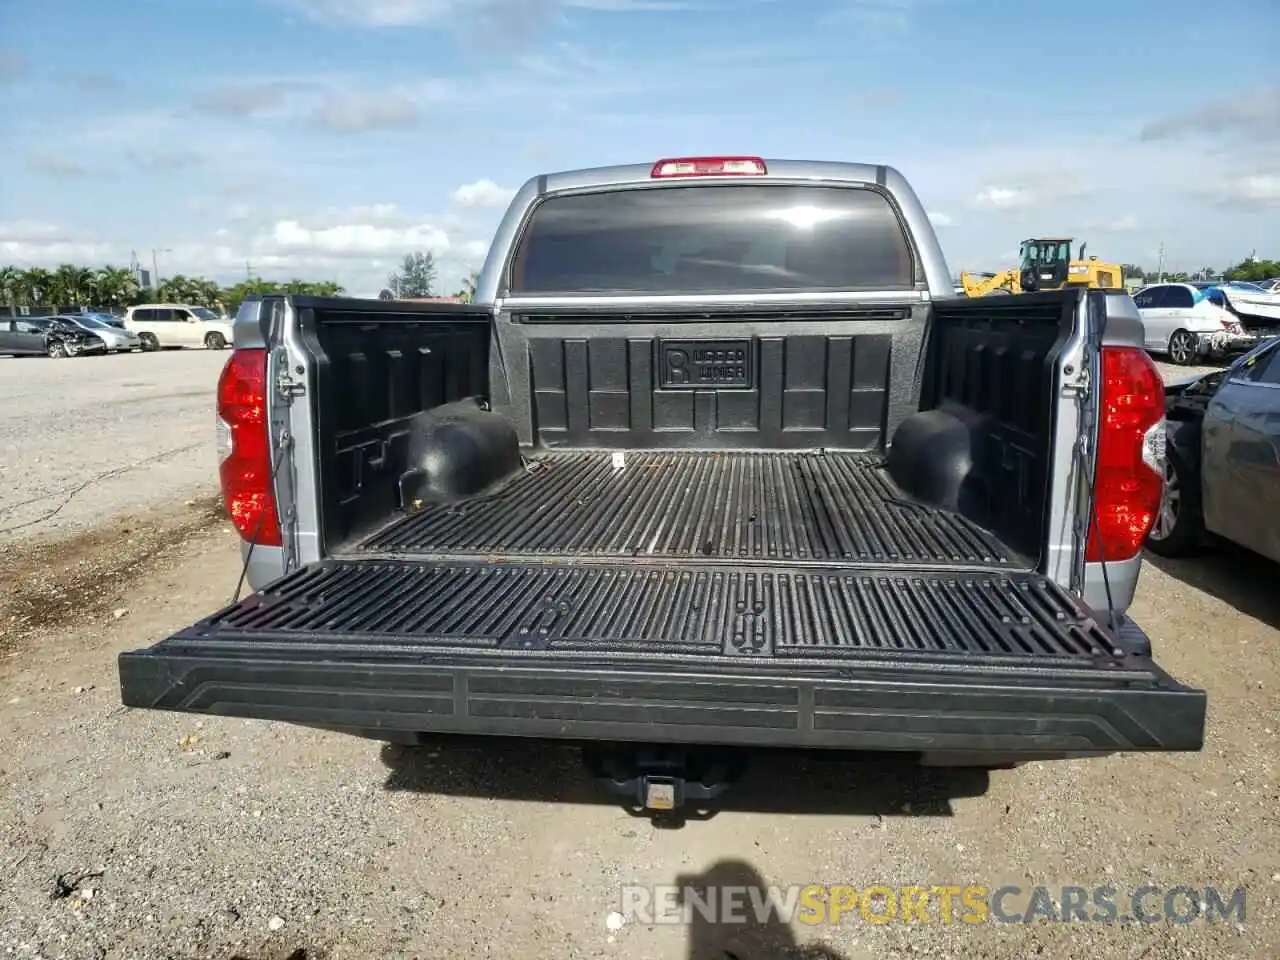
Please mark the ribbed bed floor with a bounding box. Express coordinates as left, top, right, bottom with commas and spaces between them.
356, 451, 1021, 568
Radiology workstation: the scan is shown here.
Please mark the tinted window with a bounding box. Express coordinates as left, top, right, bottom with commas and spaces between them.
1134, 286, 1166, 309
509, 184, 915, 295
1164, 286, 1194, 309
1244, 343, 1280, 384
132, 309, 154, 322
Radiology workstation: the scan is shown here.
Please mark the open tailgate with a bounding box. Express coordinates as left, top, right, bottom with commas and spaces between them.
118, 558, 1206, 756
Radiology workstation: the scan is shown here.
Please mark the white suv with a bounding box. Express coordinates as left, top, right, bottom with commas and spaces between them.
1131, 283, 1253, 365
123, 303, 234, 351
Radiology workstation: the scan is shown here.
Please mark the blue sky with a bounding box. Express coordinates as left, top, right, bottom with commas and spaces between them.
0, 0, 1277, 295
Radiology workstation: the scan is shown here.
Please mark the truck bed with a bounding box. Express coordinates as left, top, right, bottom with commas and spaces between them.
354, 450, 1022, 568
122, 446, 1202, 757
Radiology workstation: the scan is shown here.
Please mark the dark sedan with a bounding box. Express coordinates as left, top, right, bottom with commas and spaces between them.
1148, 336, 1280, 561
0, 316, 108, 358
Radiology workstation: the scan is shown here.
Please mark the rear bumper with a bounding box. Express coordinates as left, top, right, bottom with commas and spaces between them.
118, 645, 1207, 757
1195, 330, 1258, 357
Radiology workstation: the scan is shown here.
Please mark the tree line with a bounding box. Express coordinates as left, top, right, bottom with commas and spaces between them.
0, 262, 346, 315
0, 250, 480, 316
1119, 257, 1279, 284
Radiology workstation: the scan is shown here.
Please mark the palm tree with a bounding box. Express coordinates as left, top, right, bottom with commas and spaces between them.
94, 266, 139, 308
453, 269, 479, 302
0, 266, 20, 309
20, 267, 54, 305
157, 274, 200, 303
51, 263, 95, 306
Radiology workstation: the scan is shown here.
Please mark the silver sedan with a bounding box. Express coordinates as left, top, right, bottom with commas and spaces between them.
59, 315, 141, 352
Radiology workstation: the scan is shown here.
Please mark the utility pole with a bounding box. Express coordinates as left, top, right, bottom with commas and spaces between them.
245, 260, 252, 281
1156, 242, 1165, 282
151, 248, 172, 291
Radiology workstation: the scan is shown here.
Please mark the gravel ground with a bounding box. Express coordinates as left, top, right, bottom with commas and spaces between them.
0, 350, 226, 547
0, 354, 1274, 960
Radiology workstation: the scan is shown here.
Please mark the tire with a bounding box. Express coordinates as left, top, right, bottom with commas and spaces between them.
204, 331, 227, 350
1146, 427, 1205, 557
138, 333, 160, 352
1167, 329, 1198, 366
46, 340, 67, 359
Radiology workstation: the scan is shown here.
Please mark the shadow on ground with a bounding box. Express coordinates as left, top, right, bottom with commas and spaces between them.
1145, 542, 1280, 630
676, 859, 850, 960
381, 738, 989, 821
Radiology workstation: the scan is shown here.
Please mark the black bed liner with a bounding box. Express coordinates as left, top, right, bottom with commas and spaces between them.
115, 555, 1203, 757
355, 451, 1021, 568
118, 556, 1206, 754
178, 559, 1117, 660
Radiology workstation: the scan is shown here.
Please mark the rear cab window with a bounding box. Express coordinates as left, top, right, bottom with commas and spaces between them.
508, 183, 915, 295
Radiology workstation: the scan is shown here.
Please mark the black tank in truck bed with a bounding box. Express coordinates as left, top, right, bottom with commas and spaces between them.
118, 291, 1205, 761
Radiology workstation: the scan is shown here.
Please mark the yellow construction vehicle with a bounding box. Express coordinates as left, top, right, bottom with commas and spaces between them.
960, 238, 1122, 297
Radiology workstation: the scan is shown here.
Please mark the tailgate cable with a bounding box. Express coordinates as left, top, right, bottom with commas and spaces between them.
1077, 345, 1118, 634
230, 314, 291, 605
231, 439, 289, 605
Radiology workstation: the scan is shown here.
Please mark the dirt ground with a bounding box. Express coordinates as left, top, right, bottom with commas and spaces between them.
0, 487, 1277, 960
0, 350, 226, 547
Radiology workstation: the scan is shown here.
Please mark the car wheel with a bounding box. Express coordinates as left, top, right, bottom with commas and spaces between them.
204, 331, 228, 350
1167, 329, 1198, 366
138, 333, 160, 352
46, 340, 67, 359
1146, 434, 1204, 557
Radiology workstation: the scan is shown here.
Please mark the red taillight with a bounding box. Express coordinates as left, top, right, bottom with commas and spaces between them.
1085, 346, 1166, 563
650, 156, 767, 178
216, 347, 281, 547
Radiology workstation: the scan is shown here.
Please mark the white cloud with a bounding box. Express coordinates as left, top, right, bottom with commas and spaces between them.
1140, 85, 1280, 142
344, 202, 402, 221
1220, 174, 1280, 206
452, 178, 516, 208
194, 81, 299, 117
926, 211, 953, 227
268, 219, 452, 257
464, 239, 489, 258
0, 220, 64, 242
307, 90, 421, 132
970, 186, 1032, 210
0, 50, 26, 83
279, 0, 701, 27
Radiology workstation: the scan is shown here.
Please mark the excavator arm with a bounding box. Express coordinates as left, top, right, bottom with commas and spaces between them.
959, 268, 1019, 297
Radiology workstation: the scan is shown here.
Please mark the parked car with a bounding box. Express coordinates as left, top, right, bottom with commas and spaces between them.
55, 314, 141, 352
123, 303, 234, 351
1132, 281, 1255, 365
119, 155, 1205, 810
1148, 336, 1280, 561
74, 310, 127, 329
1199, 281, 1280, 332
0, 316, 107, 357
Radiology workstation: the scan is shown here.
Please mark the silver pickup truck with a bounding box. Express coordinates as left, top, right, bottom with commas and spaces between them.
119, 156, 1205, 807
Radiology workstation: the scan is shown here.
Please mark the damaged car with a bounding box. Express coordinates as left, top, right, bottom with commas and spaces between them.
13, 316, 109, 358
